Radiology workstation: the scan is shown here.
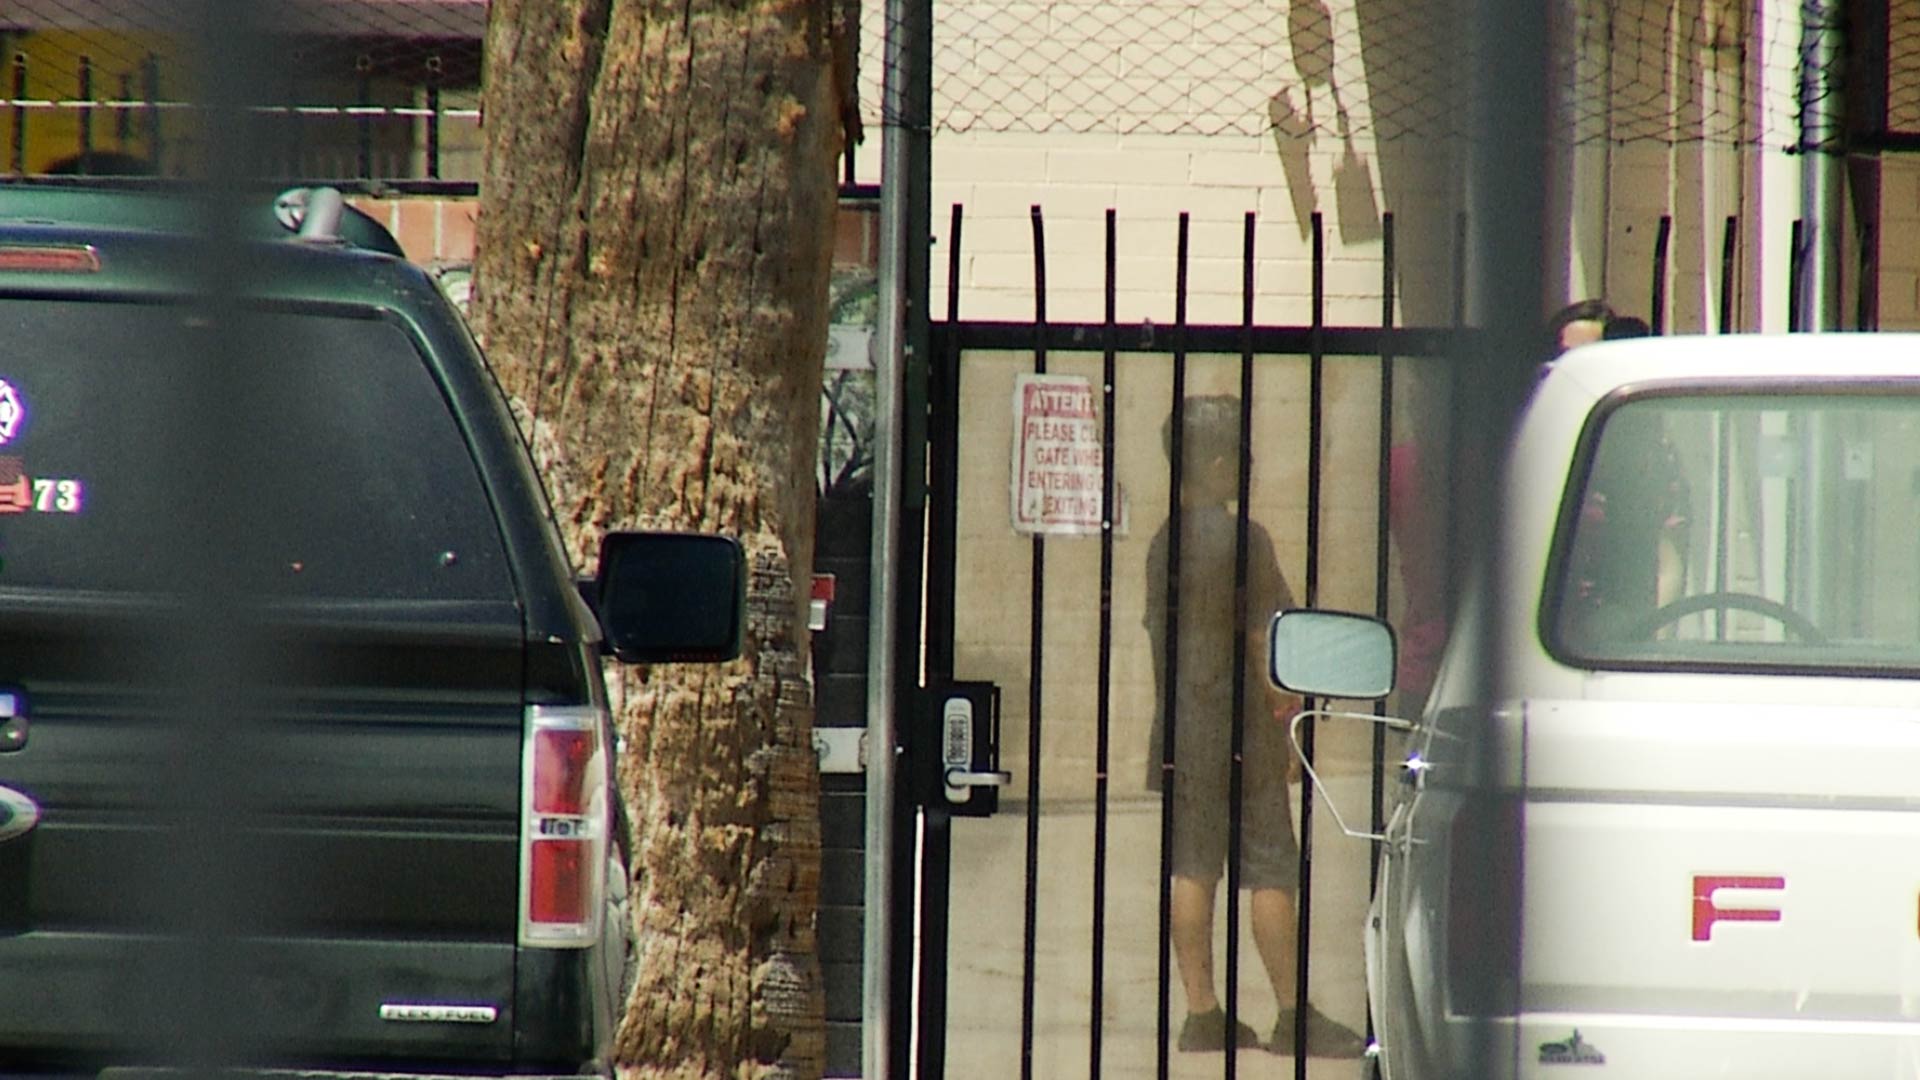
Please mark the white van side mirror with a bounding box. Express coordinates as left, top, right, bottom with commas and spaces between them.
1268, 608, 1396, 700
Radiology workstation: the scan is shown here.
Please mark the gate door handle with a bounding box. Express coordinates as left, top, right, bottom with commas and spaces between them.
945, 767, 1011, 789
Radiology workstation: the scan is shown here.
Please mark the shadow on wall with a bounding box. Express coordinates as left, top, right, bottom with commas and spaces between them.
1267, 0, 1383, 246
1353, 0, 1468, 328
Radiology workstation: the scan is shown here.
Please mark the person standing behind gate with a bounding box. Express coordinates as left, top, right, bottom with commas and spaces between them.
1143, 394, 1367, 1058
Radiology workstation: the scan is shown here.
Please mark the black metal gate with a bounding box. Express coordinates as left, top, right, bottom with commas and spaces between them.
897, 204, 1466, 1080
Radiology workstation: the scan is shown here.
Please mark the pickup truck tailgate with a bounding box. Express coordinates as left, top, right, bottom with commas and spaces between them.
0, 600, 525, 1071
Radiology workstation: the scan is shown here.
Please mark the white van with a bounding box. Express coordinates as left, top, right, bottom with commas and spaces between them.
1276, 335, 1920, 1079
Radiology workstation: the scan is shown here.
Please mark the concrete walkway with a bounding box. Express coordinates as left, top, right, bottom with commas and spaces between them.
936, 775, 1381, 1080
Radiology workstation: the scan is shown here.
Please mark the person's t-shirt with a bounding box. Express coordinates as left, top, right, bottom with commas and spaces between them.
1565, 413, 1690, 641
1142, 504, 1294, 793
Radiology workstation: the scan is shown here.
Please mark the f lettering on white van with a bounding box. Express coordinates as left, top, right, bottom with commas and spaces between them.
1691, 875, 1785, 942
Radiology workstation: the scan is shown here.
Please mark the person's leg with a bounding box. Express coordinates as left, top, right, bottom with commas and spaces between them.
1251, 884, 1365, 1056
1249, 886, 1298, 1009
1243, 789, 1365, 1057
1169, 778, 1229, 1018
1171, 872, 1260, 1050
1171, 873, 1219, 1014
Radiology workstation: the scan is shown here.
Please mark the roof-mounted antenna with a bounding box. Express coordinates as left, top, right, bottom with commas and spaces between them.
297, 187, 345, 243
273, 186, 347, 244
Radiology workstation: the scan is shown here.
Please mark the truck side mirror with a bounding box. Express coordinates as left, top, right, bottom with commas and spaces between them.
594, 532, 745, 663
1269, 608, 1396, 700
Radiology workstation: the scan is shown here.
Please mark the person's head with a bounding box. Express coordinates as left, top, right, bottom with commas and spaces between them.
1602, 314, 1652, 340
1546, 298, 1612, 358
1162, 394, 1245, 505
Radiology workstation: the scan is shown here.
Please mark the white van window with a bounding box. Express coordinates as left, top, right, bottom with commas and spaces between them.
1550, 390, 1920, 671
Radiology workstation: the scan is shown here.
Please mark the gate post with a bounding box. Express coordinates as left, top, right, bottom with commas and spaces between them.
870, 0, 936, 1063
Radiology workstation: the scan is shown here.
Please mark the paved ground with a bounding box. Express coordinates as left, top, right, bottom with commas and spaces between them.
936, 774, 1381, 1080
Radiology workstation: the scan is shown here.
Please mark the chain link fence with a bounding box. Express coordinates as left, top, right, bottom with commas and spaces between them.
855, 0, 1878, 151
5, 0, 1920, 182
1889, 0, 1920, 136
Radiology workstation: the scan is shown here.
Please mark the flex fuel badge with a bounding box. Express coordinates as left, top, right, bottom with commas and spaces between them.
379, 1003, 498, 1024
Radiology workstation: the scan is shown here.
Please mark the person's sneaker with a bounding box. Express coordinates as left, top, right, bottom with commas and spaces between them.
1177, 1007, 1261, 1052
1268, 1003, 1367, 1058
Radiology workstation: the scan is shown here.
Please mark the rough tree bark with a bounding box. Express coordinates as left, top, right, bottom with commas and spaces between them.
470, 0, 841, 1076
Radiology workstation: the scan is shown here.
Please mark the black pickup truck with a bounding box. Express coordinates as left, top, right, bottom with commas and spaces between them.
0, 185, 741, 1078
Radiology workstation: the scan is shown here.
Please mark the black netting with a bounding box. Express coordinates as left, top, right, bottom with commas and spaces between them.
860, 0, 1850, 150
1891, 1, 1920, 136
0, 0, 1891, 180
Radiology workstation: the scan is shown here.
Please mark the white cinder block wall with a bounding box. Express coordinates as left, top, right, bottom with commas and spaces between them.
924, 130, 1444, 328
856, 0, 1471, 329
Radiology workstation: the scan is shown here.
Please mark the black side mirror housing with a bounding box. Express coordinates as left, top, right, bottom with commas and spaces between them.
593, 532, 745, 663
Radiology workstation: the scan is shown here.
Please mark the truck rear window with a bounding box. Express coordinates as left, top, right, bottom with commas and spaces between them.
0, 299, 512, 601
1548, 389, 1920, 672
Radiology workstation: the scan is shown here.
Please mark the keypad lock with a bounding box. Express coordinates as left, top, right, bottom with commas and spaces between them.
927, 681, 1007, 817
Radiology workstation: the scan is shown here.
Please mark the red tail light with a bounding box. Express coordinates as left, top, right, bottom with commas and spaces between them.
1446, 794, 1522, 1016
533, 728, 592, 815
528, 837, 589, 923
0, 245, 101, 273
520, 704, 609, 947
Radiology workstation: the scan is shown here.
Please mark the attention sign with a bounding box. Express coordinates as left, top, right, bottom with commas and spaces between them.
1012, 373, 1111, 535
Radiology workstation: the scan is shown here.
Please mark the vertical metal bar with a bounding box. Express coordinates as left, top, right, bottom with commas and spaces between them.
1224, 209, 1257, 1080
1367, 210, 1397, 1079
909, 204, 966, 1080
78, 55, 94, 165
931, 204, 964, 684
11, 54, 27, 174
893, 0, 937, 1061
1856, 208, 1877, 331
1650, 215, 1672, 334
116, 72, 132, 149
1788, 219, 1806, 333
1088, 207, 1118, 1080
1371, 213, 1396, 848
916, 811, 951, 1080
1444, 210, 1468, 620
1800, 0, 1845, 333
171, 5, 284, 1071
1718, 216, 1738, 334
356, 63, 373, 179
1713, 413, 1732, 640
871, 0, 930, 1062
1462, 2, 1552, 1071
283, 64, 301, 195
1785, 410, 1803, 610
1018, 204, 1049, 1080
143, 55, 163, 172
1306, 215, 1324, 607
1154, 212, 1192, 1080
1845, 0, 1886, 333
1289, 210, 1326, 1080
426, 66, 443, 180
